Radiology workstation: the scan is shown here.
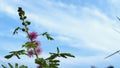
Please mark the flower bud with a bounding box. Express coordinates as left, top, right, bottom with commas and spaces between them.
22, 28, 25, 32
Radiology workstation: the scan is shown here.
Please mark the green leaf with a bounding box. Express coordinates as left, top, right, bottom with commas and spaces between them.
60, 53, 75, 58
15, 54, 20, 59
13, 27, 21, 35
35, 58, 45, 64
1, 65, 7, 68
19, 65, 28, 68
57, 47, 59, 54
35, 58, 48, 67
46, 35, 54, 40
49, 52, 56, 55
42, 32, 54, 40
8, 63, 13, 68
49, 60, 60, 62
4, 54, 13, 59
47, 54, 58, 60
42, 32, 47, 35
5, 50, 26, 59
15, 63, 18, 68
22, 44, 25, 48
117, 16, 120, 21
2, 63, 28, 68
60, 54, 67, 58
48, 59, 60, 68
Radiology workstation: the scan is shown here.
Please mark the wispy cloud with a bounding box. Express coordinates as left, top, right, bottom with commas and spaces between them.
1, 0, 120, 67
0, 0, 17, 18
25, 1, 120, 53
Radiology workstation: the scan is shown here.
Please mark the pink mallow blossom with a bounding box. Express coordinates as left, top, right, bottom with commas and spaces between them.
28, 32, 38, 40
27, 49, 34, 57
36, 47, 42, 55
35, 40, 40, 46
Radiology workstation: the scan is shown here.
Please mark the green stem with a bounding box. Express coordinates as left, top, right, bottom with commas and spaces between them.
20, 15, 29, 36
34, 48, 39, 59
22, 20, 39, 59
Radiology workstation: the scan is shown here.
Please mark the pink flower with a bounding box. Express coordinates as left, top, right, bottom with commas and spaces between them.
36, 47, 42, 55
28, 32, 38, 40
27, 49, 34, 57
35, 40, 40, 46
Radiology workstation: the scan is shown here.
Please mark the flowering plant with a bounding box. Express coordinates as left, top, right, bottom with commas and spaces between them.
1, 7, 75, 68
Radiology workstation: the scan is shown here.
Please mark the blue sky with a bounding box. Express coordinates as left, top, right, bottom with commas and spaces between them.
1, 0, 120, 68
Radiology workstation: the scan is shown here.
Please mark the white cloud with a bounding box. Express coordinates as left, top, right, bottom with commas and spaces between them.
26, 4, 120, 53
106, 0, 120, 18
1, 0, 120, 67
109, 0, 120, 5
0, 0, 17, 18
